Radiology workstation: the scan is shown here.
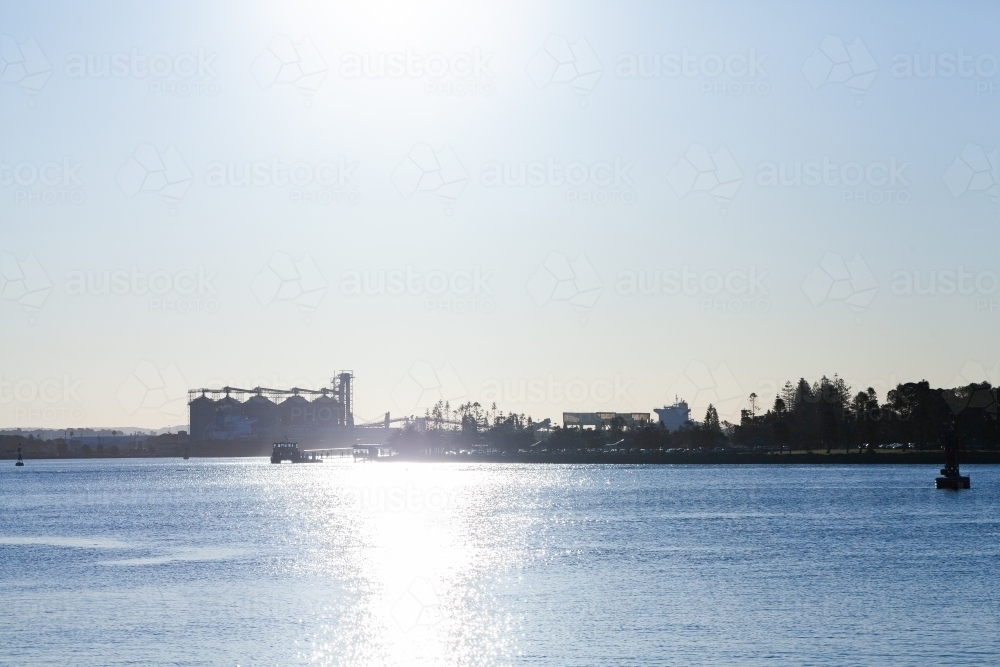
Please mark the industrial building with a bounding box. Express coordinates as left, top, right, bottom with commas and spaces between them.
562, 412, 651, 429
654, 400, 691, 432
188, 372, 354, 442
561, 403, 691, 432
188, 372, 695, 446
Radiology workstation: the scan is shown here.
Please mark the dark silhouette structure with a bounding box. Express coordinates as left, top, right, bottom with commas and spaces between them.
269, 442, 322, 464
270, 442, 300, 463
188, 373, 354, 441
388, 378, 997, 461
936, 419, 971, 489
732, 378, 997, 453
15, 446, 24, 466
563, 412, 650, 429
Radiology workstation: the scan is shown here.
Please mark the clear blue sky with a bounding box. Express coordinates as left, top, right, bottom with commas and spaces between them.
1, 0, 997, 429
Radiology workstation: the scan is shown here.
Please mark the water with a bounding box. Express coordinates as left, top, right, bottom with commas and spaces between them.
1, 459, 998, 666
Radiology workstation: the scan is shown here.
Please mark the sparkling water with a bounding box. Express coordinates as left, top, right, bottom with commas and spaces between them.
2, 459, 998, 666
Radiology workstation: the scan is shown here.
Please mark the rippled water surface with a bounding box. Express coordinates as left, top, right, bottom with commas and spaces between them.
2, 459, 998, 666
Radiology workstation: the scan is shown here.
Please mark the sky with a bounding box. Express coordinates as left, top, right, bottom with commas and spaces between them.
1, 0, 998, 430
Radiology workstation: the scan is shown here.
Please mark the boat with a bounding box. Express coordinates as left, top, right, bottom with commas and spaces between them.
270, 442, 322, 464
15, 447, 24, 466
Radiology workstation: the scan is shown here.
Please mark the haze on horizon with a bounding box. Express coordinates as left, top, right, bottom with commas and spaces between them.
1, 0, 997, 431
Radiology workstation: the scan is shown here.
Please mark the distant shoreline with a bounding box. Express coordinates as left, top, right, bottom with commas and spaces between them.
445, 451, 1000, 465
5, 451, 1000, 465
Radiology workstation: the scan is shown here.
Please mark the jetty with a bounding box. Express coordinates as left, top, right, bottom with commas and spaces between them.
353, 444, 395, 461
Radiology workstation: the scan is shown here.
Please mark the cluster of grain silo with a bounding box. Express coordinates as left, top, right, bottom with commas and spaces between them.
187, 373, 353, 442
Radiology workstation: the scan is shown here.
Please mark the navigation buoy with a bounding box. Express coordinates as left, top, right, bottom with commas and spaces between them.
15, 446, 24, 466
936, 420, 970, 489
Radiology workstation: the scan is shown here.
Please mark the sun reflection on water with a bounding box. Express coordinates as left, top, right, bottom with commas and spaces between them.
271, 459, 520, 666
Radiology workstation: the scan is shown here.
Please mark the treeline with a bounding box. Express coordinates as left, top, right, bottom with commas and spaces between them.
732, 378, 997, 450
391, 378, 998, 454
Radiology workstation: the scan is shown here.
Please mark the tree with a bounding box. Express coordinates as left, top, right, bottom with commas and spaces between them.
609, 415, 627, 433
769, 395, 790, 451
817, 375, 850, 452
700, 405, 723, 448
780, 381, 797, 409
850, 388, 880, 450
704, 405, 721, 431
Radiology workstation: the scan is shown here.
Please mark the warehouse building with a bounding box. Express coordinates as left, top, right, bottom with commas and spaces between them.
562, 412, 651, 429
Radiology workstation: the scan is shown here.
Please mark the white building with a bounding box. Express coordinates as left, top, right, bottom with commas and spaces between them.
654, 400, 690, 432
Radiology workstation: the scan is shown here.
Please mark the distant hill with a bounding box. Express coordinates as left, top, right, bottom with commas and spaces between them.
0, 426, 189, 438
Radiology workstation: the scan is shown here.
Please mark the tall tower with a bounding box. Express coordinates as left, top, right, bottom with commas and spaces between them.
339, 372, 354, 426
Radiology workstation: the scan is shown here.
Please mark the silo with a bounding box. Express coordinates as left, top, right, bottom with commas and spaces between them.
212, 394, 250, 439
279, 394, 310, 429
244, 394, 278, 435
312, 393, 341, 433
189, 393, 217, 440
